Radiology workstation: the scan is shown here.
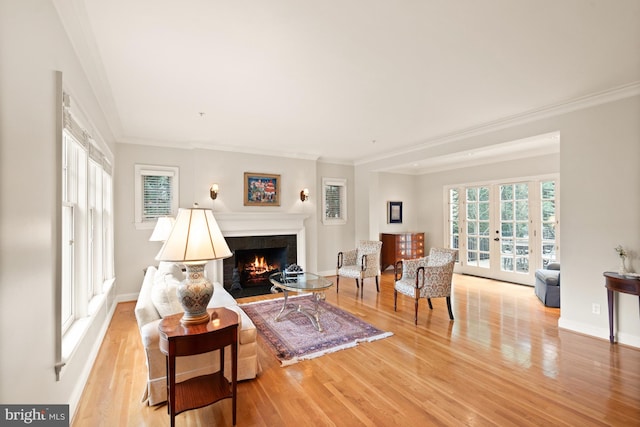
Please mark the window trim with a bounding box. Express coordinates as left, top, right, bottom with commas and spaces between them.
321, 177, 347, 225
134, 164, 179, 229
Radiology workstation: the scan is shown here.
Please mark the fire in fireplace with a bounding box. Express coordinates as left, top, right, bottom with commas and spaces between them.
237, 250, 284, 286
223, 234, 297, 289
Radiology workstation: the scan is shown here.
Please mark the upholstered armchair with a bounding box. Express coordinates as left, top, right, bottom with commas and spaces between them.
336, 240, 383, 297
394, 247, 458, 324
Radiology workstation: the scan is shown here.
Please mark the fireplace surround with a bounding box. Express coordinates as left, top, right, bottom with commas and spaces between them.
223, 234, 297, 288
205, 212, 307, 288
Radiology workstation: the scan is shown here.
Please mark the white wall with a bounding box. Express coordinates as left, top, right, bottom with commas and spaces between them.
377, 173, 420, 233
115, 144, 320, 297
356, 94, 640, 347
316, 162, 355, 274
0, 0, 116, 413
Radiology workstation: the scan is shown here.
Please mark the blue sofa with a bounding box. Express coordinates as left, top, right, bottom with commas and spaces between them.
534, 263, 560, 307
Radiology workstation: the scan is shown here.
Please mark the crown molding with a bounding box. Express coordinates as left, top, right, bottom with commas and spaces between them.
356, 81, 640, 167
53, 0, 124, 140
116, 136, 321, 161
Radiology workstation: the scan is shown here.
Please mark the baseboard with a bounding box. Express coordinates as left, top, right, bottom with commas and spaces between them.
117, 292, 139, 303
558, 316, 640, 348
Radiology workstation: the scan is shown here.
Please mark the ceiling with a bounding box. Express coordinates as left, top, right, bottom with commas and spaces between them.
54, 0, 640, 173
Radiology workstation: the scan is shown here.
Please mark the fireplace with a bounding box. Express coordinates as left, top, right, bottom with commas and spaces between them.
223, 234, 297, 289
205, 212, 308, 288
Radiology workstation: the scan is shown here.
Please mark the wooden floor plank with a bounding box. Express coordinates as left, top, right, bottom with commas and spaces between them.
72, 272, 640, 426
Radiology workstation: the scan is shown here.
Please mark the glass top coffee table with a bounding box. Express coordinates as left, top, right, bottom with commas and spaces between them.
268, 272, 334, 331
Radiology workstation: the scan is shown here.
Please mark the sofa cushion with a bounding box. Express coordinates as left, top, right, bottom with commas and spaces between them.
135, 266, 161, 329
151, 264, 184, 317
209, 282, 238, 308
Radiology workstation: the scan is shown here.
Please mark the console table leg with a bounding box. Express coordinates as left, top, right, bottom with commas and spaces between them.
607, 289, 614, 344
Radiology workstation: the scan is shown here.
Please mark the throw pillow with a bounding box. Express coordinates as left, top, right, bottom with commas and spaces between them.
157, 261, 183, 277
152, 263, 184, 317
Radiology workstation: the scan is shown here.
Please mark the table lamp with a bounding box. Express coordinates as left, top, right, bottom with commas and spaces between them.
149, 216, 175, 242
155, 205, 232, 325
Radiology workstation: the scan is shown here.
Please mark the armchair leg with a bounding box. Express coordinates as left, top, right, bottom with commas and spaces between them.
414, 299, 419, 325
394, 290, 397, 311
446, 296, 454, 320
336, 276, 339, 293
375, 276, 379, 292
355, 279, 360, 289
427, 298, 433, 310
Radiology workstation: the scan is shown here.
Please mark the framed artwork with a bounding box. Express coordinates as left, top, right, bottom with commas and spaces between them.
388, 201, 403, 224
244, 172, 281, 206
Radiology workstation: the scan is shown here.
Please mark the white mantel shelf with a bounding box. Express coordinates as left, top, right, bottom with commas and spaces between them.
213, 212, 308, 236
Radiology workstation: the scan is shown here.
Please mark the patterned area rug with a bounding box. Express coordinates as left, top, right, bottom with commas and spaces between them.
240, 295, 393, 366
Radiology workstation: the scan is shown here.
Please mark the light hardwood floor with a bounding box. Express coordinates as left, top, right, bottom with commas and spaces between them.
72, 272, 640, 426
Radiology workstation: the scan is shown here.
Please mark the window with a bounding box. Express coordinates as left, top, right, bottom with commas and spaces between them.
134, 164, 179, 228
322, 177, 347, 225
61, 120, 114, 335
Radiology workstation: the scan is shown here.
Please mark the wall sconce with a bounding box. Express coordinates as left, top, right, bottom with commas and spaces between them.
210, 183, 219, 200
300, 188, 309, 202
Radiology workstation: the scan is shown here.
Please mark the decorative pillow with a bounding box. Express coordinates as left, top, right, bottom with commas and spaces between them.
152, 263, 184, 317
157, 261, 183, 278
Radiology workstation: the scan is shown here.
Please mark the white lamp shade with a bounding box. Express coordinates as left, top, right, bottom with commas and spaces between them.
155, 207, 232, 262
149, 216, 175, 242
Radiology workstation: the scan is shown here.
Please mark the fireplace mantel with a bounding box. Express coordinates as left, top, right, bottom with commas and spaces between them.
214, 212, 307, 237
207, 212, 308, 285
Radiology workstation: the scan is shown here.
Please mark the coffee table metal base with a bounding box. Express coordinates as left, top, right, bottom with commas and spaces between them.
274, 290, 326, 331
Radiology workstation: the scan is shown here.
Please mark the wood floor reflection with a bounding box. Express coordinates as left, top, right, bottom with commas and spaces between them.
72, 272, 640, 426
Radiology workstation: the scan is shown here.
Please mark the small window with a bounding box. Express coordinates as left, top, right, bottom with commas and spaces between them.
135, 165, 179, 229
322, 177, 347, 225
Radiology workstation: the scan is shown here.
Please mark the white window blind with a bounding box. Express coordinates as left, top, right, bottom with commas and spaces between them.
322, 177, 347, 225
325, 185, 342, 219
135, 165, 179, 227
143, 173, 173, 221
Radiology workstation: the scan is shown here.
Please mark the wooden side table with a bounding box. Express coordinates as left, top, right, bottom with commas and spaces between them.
604, 272, 640, 344
159, 307, 238, 426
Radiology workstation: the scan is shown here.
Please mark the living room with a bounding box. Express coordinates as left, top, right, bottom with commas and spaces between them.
1, 0, 639, 424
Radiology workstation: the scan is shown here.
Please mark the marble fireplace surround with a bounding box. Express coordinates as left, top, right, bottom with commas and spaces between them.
206, 212, 308, 286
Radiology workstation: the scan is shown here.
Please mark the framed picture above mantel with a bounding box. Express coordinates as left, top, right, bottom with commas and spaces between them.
244, 172, 280, 206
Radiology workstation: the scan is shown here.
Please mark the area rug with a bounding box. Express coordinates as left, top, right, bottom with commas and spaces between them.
240, 295, 393, 366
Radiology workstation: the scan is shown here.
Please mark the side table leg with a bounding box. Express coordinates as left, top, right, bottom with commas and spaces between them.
168, 353, 176, 427
607, 289, 614, 344
232, 336, 237, 426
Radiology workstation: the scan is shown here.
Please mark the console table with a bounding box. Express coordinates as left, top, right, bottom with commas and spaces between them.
159, 307, 238, 426
604, 272, 640, 344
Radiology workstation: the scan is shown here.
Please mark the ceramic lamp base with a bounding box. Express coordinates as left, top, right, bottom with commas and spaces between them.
178, 263, 213, 325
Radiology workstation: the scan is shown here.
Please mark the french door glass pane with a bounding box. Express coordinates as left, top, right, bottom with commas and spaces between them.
449, 189, 460, 250
466, 186, 490, 268
500, 184, 530, 274
541, 181, 557, 267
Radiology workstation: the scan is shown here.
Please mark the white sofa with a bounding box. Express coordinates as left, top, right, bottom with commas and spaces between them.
134, 263, 260, 405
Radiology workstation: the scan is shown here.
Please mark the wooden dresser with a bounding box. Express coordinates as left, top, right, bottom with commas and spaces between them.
380, 232, 425, 271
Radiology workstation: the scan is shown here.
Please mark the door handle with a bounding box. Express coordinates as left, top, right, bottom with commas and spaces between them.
494, 237, 500, 241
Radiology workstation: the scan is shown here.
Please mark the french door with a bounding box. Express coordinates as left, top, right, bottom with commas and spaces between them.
447, 178, 558, 285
